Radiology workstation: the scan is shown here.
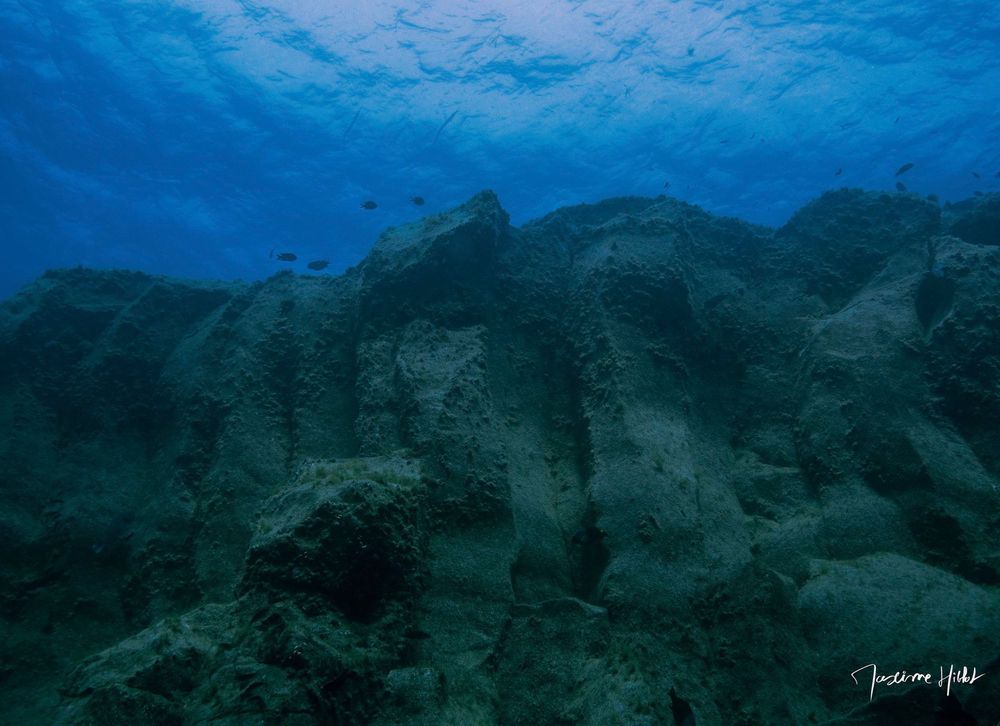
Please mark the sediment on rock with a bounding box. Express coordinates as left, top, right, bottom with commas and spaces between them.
1, 189, 999, 724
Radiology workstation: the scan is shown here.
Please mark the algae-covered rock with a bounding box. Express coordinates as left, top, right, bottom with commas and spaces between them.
1, 189, 999, 724
240, 457, 426, 620
945, 192, 1000, 246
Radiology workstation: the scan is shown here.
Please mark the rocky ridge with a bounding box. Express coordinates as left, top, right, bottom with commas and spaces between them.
1, 189, 999, 724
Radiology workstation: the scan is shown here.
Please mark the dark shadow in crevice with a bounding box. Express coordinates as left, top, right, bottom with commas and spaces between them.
568, 509, 609, 603
915, 272, 955, 333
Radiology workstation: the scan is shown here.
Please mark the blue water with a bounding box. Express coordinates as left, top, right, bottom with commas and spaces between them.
2, 1, 999, 300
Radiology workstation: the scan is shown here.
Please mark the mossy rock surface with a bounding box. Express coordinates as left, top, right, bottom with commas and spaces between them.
1, 190, 999, 724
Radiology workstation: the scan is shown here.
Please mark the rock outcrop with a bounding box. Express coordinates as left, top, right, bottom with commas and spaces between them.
1, 190, 998, 724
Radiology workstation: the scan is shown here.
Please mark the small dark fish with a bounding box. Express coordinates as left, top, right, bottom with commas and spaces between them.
276, 252, 297, 262
307, 260, 329, 271
834, 167, 843, 176
895, 162, 914, 176
896, 181, 907, 192
663, 181, 671, 190
361, 200, 378, 210
972, 172, 980, 179
410, 196, 425, 206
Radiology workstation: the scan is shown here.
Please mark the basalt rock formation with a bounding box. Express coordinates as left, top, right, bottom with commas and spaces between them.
1, 189, 999, 724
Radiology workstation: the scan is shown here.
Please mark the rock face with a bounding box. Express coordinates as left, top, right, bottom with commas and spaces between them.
1, 189, 999, 724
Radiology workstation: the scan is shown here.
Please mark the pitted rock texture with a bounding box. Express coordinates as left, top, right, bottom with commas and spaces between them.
1, 189, 999, 724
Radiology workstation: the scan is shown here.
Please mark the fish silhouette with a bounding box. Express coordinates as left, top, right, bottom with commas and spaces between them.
361, 200, 378, 210
410, 196, 425, 206
276, 252, 297, 262
896, 181, 907, 192
895, 163, 914, 176
307, 260, 329, 271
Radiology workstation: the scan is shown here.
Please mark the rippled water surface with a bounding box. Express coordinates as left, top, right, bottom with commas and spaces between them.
2, 0, 998, 297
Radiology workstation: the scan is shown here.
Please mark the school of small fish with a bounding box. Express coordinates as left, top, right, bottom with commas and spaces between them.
272, 194, 429, 271
269, 151, 998, 275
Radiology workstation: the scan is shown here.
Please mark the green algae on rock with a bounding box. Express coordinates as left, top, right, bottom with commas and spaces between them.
1, 189, 999, 725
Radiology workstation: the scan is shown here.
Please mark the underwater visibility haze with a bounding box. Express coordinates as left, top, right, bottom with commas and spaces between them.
3, 2, 1000, 725
2, 0, 999, 297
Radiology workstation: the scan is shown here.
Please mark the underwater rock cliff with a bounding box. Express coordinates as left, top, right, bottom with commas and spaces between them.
1, 190, 999, 724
